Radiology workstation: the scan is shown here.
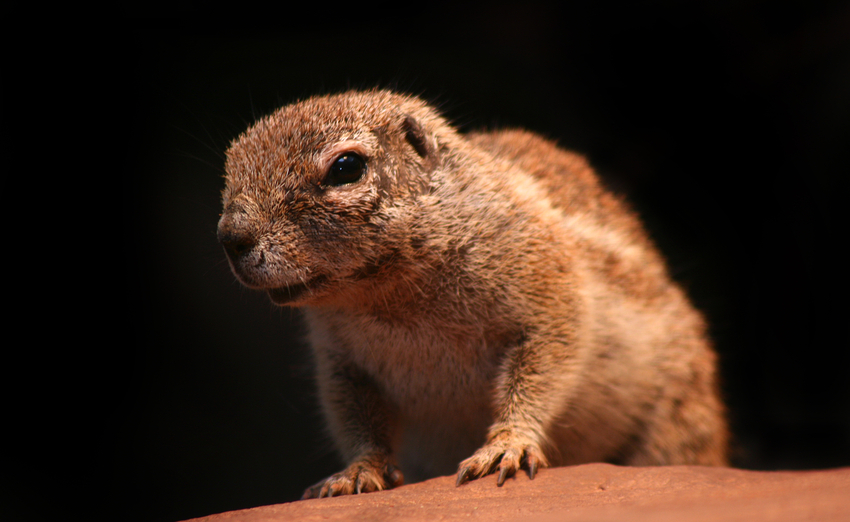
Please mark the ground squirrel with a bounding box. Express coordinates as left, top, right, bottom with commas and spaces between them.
217, 89, 728, 498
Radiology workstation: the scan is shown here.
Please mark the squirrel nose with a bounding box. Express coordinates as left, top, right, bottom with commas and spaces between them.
217, 209, 256, 261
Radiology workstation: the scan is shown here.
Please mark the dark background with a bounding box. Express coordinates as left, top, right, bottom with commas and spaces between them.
16, 4, 849, 521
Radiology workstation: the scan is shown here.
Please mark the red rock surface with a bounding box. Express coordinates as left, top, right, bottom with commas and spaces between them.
185, 464, 850, 522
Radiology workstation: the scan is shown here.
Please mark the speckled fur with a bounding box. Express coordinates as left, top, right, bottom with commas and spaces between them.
218, 89, 728, 498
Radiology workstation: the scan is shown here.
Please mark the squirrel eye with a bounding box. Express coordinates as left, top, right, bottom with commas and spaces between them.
325, 153, 366, 186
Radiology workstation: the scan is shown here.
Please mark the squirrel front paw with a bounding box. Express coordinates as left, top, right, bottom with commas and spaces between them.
301, 456, 404, 499
456, 432, 548, 487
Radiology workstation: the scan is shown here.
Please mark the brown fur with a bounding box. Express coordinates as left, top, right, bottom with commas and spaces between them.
217, 89, 728, 498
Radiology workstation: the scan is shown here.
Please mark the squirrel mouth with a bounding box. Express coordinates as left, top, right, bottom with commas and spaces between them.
266, 276, 327, 305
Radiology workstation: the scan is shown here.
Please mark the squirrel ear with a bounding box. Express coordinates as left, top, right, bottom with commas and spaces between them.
401, 115, 431, 159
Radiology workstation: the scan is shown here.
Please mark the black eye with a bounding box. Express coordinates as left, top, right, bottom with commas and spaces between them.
325, 153, 366, 186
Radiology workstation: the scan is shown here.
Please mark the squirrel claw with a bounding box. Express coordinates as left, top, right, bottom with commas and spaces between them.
456, 436, 547, 487
302, 458, 403, 499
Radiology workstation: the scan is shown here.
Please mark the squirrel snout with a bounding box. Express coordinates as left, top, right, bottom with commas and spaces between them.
217, 210, 256, 262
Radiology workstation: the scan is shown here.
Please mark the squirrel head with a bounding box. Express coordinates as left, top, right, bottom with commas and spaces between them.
218, 90, 449, 306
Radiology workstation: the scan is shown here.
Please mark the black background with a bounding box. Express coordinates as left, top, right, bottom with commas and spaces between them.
12, 4, 849, 522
